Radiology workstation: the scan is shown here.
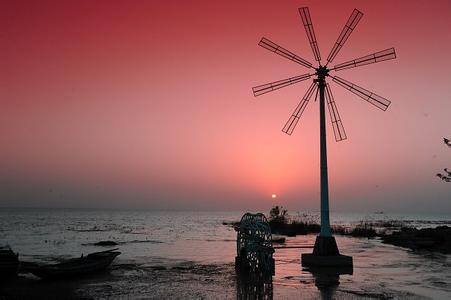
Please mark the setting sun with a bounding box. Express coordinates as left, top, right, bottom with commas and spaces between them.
271, 194, 277, 199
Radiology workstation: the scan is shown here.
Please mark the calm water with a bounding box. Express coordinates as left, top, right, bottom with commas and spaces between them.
0, 209, 450, 299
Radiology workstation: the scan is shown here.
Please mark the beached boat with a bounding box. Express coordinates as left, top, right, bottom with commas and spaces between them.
25, 249, 120, 279
0, 245, 19, 279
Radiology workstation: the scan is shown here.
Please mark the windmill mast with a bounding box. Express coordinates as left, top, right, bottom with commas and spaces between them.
315, 67, 331, 237
252, 7, 396, 267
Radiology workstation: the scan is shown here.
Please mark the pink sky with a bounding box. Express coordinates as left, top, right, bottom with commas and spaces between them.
1, 0, 450, 213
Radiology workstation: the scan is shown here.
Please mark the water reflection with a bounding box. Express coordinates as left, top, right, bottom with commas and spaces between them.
305, 266, 353, 300
236, 272, 273, 300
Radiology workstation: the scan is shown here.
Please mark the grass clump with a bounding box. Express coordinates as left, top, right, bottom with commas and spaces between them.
349, 221, 377, 238
268, 207, 320, 236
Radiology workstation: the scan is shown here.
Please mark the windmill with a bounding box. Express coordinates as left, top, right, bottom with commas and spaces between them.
252, 7, 396, 267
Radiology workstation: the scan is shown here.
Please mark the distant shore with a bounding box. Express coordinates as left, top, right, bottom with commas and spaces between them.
381, 226, 451, 254
226, 217, 451, 254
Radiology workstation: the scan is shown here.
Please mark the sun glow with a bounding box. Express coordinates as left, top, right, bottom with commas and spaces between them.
271, 194, 277, 199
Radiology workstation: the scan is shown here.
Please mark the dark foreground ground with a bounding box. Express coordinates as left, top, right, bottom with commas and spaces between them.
0, 262, 236, 299
0, 258, 435, 299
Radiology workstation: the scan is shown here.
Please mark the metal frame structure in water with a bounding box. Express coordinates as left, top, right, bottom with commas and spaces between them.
235, 213, 275, 277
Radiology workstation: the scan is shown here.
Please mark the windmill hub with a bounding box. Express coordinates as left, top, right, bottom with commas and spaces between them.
315, 66, 329, 81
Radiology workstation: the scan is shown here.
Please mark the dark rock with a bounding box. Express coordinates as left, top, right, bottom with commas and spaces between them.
381, 226, 451, 254
93, 241, 118, 246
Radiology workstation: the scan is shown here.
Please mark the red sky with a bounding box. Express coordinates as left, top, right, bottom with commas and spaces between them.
1, 0, 450, 213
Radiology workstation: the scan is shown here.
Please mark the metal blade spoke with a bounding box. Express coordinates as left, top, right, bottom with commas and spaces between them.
259, 37, 314, 69
333, 48, 396, 71
327, 9, 363, 64
282, 82, 317, 135
325, 83, 347, 141
332, 76, 390, 111
252, 73, 312, 97
299, 7, 321, 62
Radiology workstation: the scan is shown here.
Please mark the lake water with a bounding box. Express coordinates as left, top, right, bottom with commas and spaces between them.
0, 209, 450, 299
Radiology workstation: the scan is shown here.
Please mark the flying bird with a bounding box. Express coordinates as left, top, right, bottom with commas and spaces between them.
444, 138, 451, 147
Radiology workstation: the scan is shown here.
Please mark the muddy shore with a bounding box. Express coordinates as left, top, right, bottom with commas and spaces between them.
1, 242, 442, 300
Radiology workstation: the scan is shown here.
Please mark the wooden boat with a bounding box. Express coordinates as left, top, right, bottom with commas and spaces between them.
25, 248, 120, 279
0, 245, 19, 279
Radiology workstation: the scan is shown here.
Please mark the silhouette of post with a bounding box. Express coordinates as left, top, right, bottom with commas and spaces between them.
309, 67, 340, 257
317, 69, 331, 237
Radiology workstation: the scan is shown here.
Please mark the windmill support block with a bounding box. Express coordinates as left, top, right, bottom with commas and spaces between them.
313, 236, 339, 256
301, 236, 353, 268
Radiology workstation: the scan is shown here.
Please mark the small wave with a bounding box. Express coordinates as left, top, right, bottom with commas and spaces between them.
185, 238, 235, 242
67, 226, 112, 232
119, 228, 148, 234
127, 240, 163, 245
82, 240, 163, 246
338, 287, 425, 299
67, 225, 152, 234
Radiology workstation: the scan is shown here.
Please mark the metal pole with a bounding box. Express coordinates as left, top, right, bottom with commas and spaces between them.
318, 78, 331, 237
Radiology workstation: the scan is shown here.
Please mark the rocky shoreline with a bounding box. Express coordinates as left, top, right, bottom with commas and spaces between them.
226, 218, 451, 254
381, 226, 451, 254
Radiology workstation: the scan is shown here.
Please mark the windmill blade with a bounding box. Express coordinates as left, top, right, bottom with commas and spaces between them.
325, 83, 347, 141
259, 37, 314, 69
326, 9, 363, 64
282, 82, 318, 135
252, 73, 312, 97
332, 75, 391, 111
299, 7, 321, 62
333, 48, 396, 71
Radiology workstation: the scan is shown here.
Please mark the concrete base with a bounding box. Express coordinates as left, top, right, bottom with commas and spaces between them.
302, 253, 353, 269
313, 235, 340, 256
301, 236, 353, 269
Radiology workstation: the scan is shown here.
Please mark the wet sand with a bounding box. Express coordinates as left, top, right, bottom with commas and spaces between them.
1, 210, 450, 299
2, 234, 446, 299
0, 262, 428, 300
0, 275, 82, 299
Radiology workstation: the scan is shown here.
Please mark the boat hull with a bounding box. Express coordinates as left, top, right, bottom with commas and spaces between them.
27, 250, 120, 279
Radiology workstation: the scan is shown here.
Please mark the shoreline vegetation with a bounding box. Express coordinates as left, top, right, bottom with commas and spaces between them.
224, 206, 451, 254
